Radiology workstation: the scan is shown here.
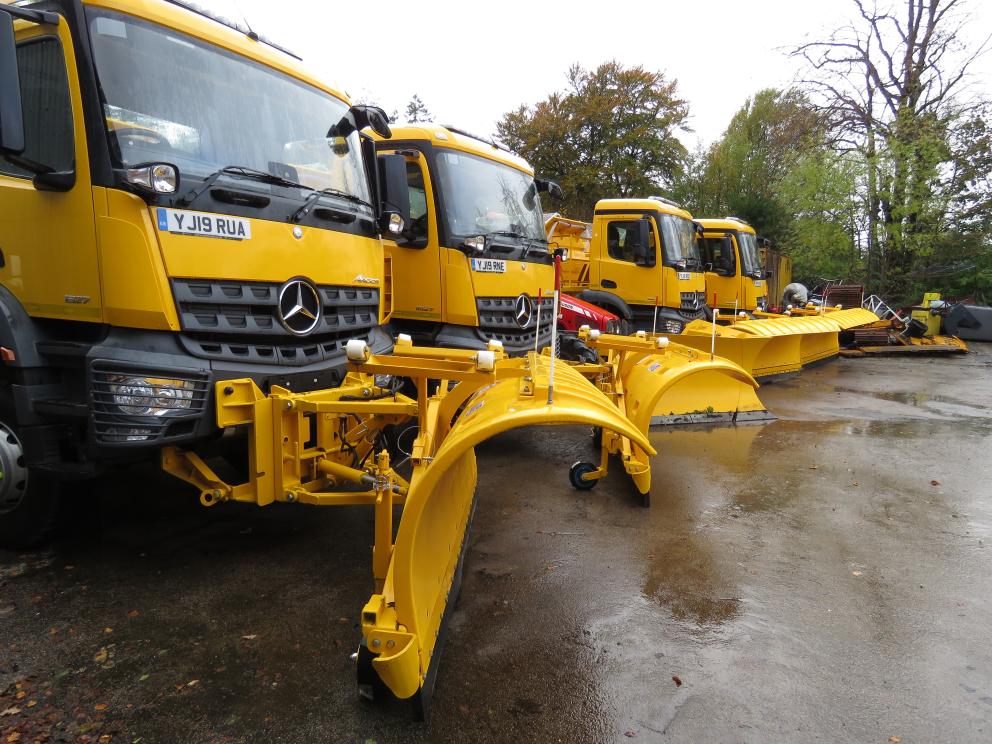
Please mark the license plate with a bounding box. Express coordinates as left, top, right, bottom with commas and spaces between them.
677, 272, 691, 281
753, 280, 763, 287
156, 208, 252, 240
471, 258, 506, 273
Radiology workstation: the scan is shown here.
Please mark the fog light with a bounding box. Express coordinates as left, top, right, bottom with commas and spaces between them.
605, 319, 621, 334
108, 375, 194, 416
103, 426, 154, 442
125, 163, 178, 194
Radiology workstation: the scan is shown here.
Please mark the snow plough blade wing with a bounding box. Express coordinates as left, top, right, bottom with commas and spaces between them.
356, 347, 653, 710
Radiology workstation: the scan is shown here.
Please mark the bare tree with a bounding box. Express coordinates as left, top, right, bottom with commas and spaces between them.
792, 0, 990, 297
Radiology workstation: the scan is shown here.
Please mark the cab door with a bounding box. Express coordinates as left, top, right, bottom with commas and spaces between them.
379, 151, 443, 323
591, 214, 662, 307
0, 16, 101, 322
701, 233, 738, 310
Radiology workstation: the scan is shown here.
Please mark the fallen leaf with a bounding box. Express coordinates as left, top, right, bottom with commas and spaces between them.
852, 481, 860, 487
930, 480, 940, 486
241, 635, 257, 641
25, 701, 36, 709
138, 674, 149, 682
7, 732, 21, 742
852, 571, 862, 577
0, 707, 21, 717
94, 703, 107, 711
93, 648, 108, 663
127, 610, 140, 619
186, 679, 199, 687
889, 738, 901, 743
14, 692, 25, 700
99, 736, 112, 743
672, 675, 682, 687
104, 627, 113, 634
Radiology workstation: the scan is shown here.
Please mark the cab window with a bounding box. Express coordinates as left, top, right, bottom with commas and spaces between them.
406, 161, 429, 241
606, 220, 656, 264
702, 236, 736, 276
0, 38, 74, 180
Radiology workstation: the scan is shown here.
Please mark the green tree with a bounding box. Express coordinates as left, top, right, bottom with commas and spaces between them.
496, 62, 689, 218
793, 0, 991, 301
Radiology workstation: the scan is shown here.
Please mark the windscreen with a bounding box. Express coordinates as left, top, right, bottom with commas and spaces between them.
656, 213, 701, 266
87, 9, 370, 204
737, 231, 761, 276
433, 150, 546, 242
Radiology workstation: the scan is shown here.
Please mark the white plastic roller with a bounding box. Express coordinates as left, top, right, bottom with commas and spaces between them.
656, 336, 670, 349
345, 338, 370, 363
588, 329, 601, 340
487, 339, 504, 352
475, 350, 496, 372
396, 333, 413, 345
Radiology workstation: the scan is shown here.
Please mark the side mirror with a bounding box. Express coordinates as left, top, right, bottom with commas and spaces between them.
0, 10, 26, 156
536, 178, 564, 200
376, 153, 410, 236
328, 104, 393, 143
631, 218, 655, 267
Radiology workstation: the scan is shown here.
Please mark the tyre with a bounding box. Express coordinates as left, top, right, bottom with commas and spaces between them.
0, 422, 60, 550
569, 461, 598, 491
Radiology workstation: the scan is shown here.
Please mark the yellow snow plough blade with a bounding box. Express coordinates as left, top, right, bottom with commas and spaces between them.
360, 347, 652, 709
576, 329, 771, 428
678, 319, 802, 380
161, 338, 654, 717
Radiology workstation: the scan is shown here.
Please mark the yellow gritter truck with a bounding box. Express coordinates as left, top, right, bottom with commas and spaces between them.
546, 196, 707, 334
0, 0, 408, 545
375, 124, 558, 354
697, 217, 768, 314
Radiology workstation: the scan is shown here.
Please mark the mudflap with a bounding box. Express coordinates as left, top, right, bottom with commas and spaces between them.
357, 349, 653, 715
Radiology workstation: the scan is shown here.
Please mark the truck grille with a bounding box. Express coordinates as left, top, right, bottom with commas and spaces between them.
172, 279, 379, 366
680, 291, 707, 316
476, 296, 555, 345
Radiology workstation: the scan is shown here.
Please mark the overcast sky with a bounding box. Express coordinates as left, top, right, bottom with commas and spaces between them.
220, 0, 991, 150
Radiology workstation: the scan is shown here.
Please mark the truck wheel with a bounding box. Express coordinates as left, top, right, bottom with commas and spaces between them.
0, 422, 60, 550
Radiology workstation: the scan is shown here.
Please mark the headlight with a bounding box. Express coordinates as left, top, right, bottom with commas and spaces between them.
605, 318, 621, 334
663, 319, 684, 334
108, 375, 195, 416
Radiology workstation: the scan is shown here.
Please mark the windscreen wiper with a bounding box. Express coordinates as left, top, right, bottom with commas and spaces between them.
291, 187, 372, 222
179, 166, 306, 208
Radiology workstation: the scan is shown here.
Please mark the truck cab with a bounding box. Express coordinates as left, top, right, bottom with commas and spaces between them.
697, 218, 768, 313
548, 197, 707, 334
0, 0, 404, 545
374, 125, 556, 354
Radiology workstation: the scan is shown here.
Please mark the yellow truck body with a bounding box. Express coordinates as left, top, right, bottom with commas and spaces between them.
546, 197, 707, 334
697, 217, 768, 313
376, 125, 556, 353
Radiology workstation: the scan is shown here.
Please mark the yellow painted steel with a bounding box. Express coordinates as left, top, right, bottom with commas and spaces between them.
162, 339, 655, 707
576, 330, 769, 429
679, 319, 802, 380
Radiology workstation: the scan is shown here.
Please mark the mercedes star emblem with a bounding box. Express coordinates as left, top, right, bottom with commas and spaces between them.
277, 279, 322, 335
513, 293, 534, 329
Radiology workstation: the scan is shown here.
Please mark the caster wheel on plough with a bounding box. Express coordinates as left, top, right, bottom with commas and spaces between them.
569, 461, 598, 491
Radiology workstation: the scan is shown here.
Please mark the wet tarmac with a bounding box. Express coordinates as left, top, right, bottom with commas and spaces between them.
2, 344, 991, 743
